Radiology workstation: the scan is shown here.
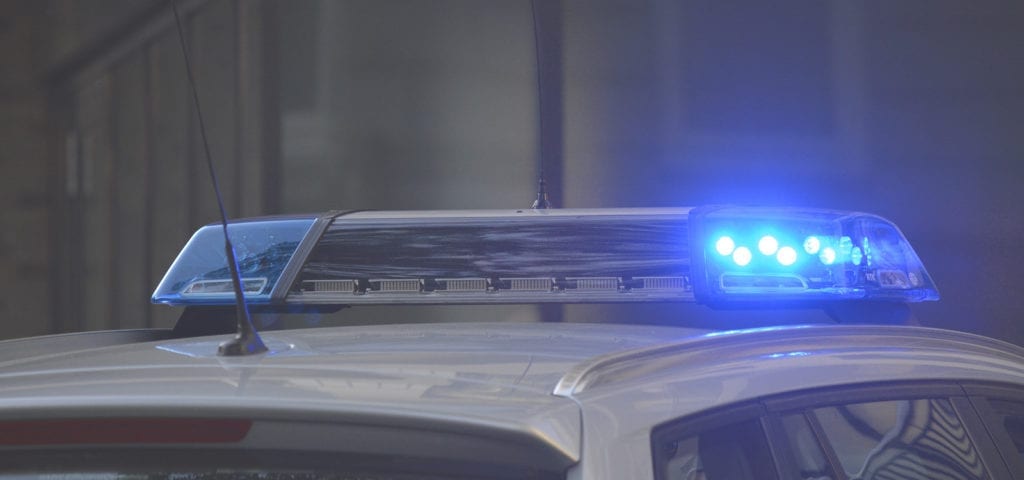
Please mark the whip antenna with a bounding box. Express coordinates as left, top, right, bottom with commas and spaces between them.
529, 0, 551, 210
172, 0, 267, 356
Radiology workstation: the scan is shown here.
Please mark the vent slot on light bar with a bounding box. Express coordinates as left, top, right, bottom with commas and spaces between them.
291, 214, 692, 304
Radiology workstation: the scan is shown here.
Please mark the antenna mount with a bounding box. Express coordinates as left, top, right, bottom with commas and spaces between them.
532, 176, 550, 210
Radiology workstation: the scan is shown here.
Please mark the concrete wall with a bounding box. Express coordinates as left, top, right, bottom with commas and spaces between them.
0, 0, 1021, 343
560, 1, 1024, 341
0, 1, 52, 339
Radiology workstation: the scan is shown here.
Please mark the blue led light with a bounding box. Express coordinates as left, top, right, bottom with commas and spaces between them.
820, 247, 837, 265
803, 236, 821, 255
715, 236, 735, 256
777, 246, 798, 266
732, 246, 752, 266
839, 236, 853, 256
851, 246, 864, 266
758, 235, 779, 255
862, 237, 872, 266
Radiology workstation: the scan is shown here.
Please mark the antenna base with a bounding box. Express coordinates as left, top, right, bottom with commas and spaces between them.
531, 177, 551, 210
218, 334, 268, 356
532, 194, 550, 210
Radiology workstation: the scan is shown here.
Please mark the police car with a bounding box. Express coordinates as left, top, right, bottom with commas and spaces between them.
1, 206, 1023, 479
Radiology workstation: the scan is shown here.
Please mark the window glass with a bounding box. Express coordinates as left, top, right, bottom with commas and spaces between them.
658, 418, 777, 480
988, 399, 1024, 464
1002, 416, 1024, 462
780, 413, 837, 480
812, 398, 988, 480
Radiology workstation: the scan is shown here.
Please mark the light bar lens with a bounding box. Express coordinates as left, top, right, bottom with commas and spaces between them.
152, 218, 316, 305
691, 206, 938, 303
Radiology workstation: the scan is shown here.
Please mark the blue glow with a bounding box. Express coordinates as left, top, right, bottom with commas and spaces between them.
732, 246, 753, 266
702, 324, 812, 339
820, 247, 837, 265
715, 236, 735, 256
803, 236, 821, 255
851, 246, 864, 266
765, 351, 811, 359
758, 235, 779, 255
776, 246, 798, 266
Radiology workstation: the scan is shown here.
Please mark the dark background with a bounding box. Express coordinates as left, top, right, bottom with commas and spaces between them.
0, 1, 1021, 343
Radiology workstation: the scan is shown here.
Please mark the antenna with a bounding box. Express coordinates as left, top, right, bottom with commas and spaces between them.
529, 0, 551, 210
172, 0, 267, 356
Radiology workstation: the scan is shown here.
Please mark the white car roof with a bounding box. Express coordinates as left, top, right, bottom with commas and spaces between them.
0, 322, 703, 467
2, 321, 1024, 478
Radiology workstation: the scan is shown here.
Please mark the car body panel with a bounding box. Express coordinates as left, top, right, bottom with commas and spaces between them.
564, 325, 1024, 479
4, 322, 1024, 479
0, 322, 707, 468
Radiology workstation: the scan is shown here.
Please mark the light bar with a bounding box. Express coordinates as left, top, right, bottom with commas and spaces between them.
151, 207, 938, 307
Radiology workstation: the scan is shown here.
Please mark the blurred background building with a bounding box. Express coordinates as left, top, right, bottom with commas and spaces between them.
0, 0, 1021, 343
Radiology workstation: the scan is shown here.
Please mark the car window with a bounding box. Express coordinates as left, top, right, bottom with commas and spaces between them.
986, 399, 1024, 466
1001, 415, 1024, 461
779, 413, 838, 480
810, 398, 988, 480
656, 417, 778, 480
